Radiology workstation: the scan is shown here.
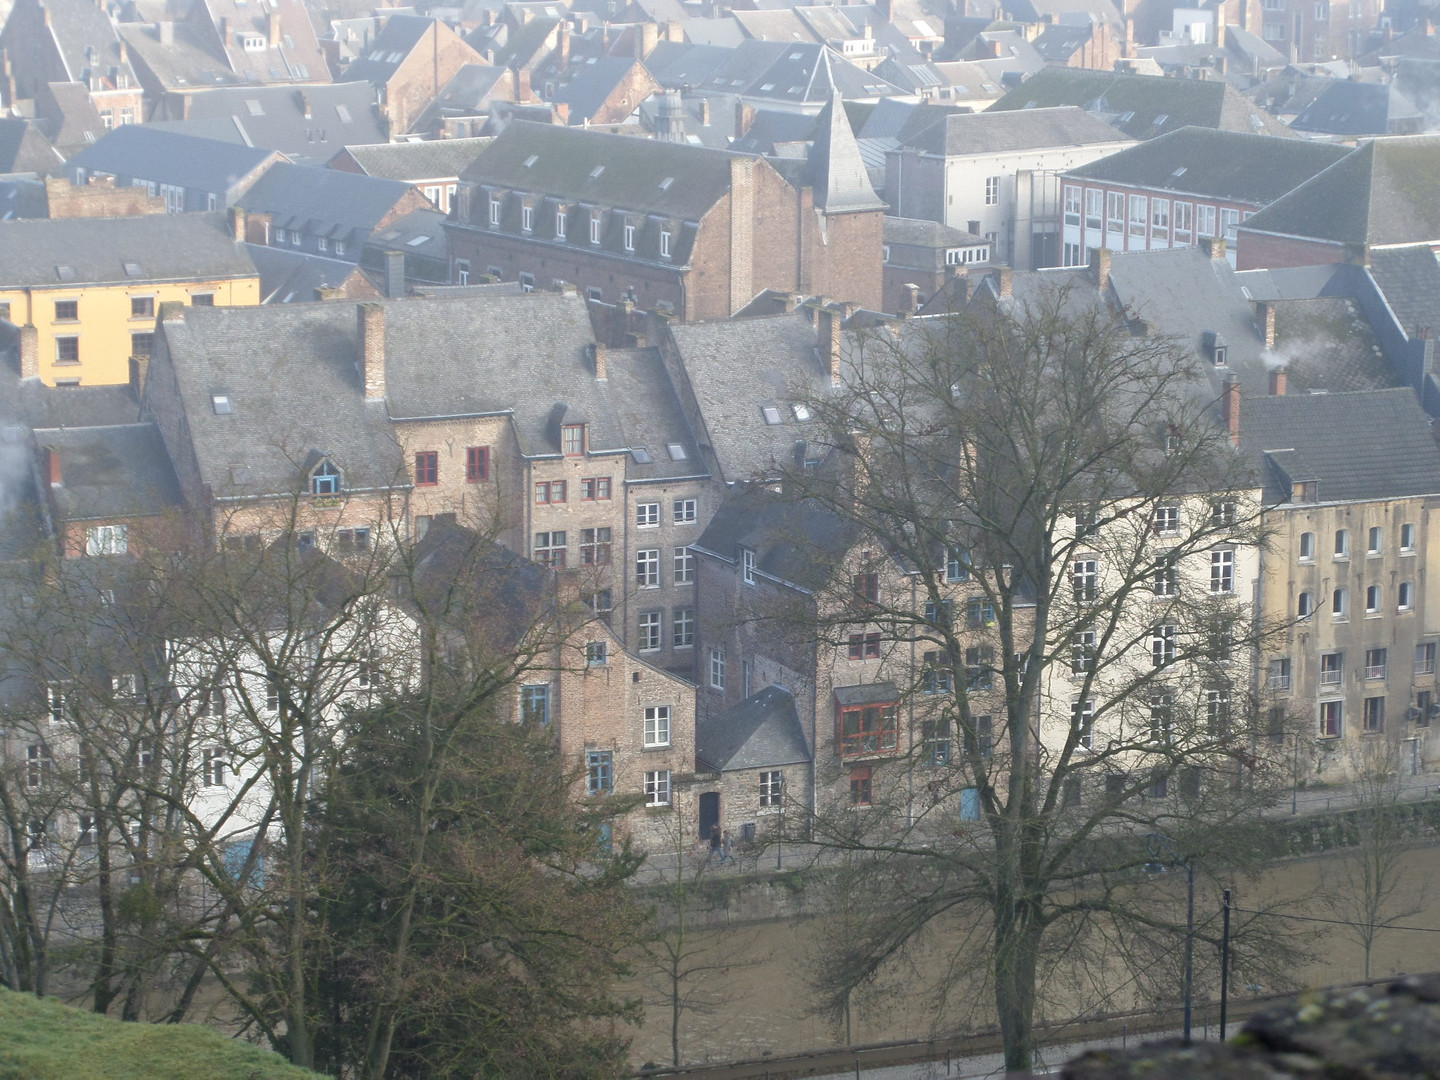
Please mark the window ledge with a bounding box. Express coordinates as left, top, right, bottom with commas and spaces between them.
642, 744, 671, 752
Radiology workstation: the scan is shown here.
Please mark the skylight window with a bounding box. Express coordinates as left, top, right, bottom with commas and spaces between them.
658, 176, 674, 190
123, 262, 143, 277
1171, 166, 1187, 177
335, 104, 352, 122
760, 83, 775, 91
762, 406, 783, 425
632, 446, 652, 463
667, 443, 687, 460
56, 266, 76, 281
1153, 113, 1169, 125
212, 394, 233, 414
589, 165, 605, 178
245, 99, 264, 115
406, 235, 429, 246
524, 154, 539, 167
792, 403, 812, 421
789, 50, 804, 59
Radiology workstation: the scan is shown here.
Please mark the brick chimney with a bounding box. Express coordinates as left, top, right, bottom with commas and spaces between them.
267, 10, 282, 48
1269, 366, 1287, 396
1201, 235, 1226, 260
1090, 246, 1111, 291
734, 100, 755, 136
129, 355, 149, 401
592, 342, 607, 380
228, 206, 247, 242
902, 282, 920, 314
18, 324, 38, 379
1221, 373, 1241, 446
384, 250, 405, 299
996, 267, 1013, 299
1257, 301, 1277, 349
818, 306, 842, 386
44, 446, 61, 487
700, 98, 710, 125
358, 303, 386, 400
557, 19, 570, 70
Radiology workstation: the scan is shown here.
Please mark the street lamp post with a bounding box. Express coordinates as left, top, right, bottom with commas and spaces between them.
1145, 833, 1195, 1043
1292, 733, 1301, 815
1219, 887, 1232, 1039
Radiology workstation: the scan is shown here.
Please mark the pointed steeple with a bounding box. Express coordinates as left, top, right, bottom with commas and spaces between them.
803, 91, 887, 214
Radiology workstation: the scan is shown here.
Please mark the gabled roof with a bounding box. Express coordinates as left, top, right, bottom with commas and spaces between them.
802, 94, 886, 213
644, 39, 905, 104
697, 685, 810, 772
3, 0, 140, 94
695, 483, 858, 592
33, 82, 105, 152
335, 14, 436, 85
896, 104, 1130, 156
1238, 136, 1440, 248
0, 213, 257, 289
34, 424, 184, 522
243, 244, 378, 304
1290, 80, 1422, 135
550, 56, 651, 124
1366, 244, 1440, 340
458, 121, 745, 220
334, 138, 492, 181
990, 68, 1293, 139
236, 163, 418, 236
0, 119, 63, 175
65, 126, 283, 195
1241, 388, 1440, 504
1064, 127, 1349, 205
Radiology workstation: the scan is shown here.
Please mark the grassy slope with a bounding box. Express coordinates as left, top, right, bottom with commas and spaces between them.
0, 988, 326, 1080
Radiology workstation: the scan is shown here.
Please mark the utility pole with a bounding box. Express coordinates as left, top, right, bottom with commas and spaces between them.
1219, 888, 1232, 1039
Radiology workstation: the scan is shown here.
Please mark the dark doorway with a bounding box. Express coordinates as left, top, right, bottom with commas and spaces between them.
698, 791, 720, 843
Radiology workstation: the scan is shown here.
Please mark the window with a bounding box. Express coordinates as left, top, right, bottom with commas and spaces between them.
203, 748, 228, 786
585, 589, 613, 613
55, 336, 79, 364
334, 525, 370, 553
1207, 688, 1230, 735
580, 527, 611, 565
1106, 191, 1124, 232
534, 531, 567, 568
922, 650, 951, 693
1363, 696, 1385, 733
520, 684, 551, 725
672, 607, 694, 647
310, 460, 340, 495
849, 766, 872, 806
1334, 529, 1349, 558
660, 230, 672, 258
191, 293, 214, 306
673, 498, 697, 524
534, 480, 566, 504
984, 176, 1000, 205
1149, 691, 1174, 743
1210, 550, 1234, 593
590, 213, 602, 244
562, 424, 585, 456
1073, 559, 1097, 602
130, 296, 154, 318
1151, 197, 1169, 234
265, 679, 280, 711
1221, 207, 1240, 241
966, 598, 995, 627
455, 260, 470, 285
1072, 629, 1096, 673
839, 702, 899, 756
1366, 585, 1382, 614
555, 209, 567, 238
1417, 642, 1436, 676
1129, 194, 1147, 237
26, 743, 50, 788
1072, 699, 1095, 749
1063, 184, 1081, 226
1299, 532, 1315, 560
645, 770, 671, 806
1153, 554, 1179, 596
587, 750, 613, 794
965, 646, 994, 691
853, 572, 879, 602
624, 223, 636, 251
54, 299, 78, 321
488, 197, 501, 225
521, 203, 533, 232
709, 647, 725, 690
848, 632, 882, 660
318, 237, 329, 252
636, 548, 660, 587
924, 599, 952, 628
636, 502, 660, 527
581, 476, 612, 501
946, 547, 971, 582
1151, 623, 1176, 667
1197, 204, 1217, 237
1153, 505, 1180, 535
1298, 591, 1314, 618
644, 705, 671, 747
86, 524, 128, 556
1212, 500, 1237, 528
1085, 187, 1103, 230
519, 272, 535, 293
1268, 657, 1292, 691
975, 714, 994, 759
760, 770, 784, 807
1365, 648, 1387, 680
1367, 526, 1383, 554
130, 332, 153, 358
1173, 200, 1192, 236
466, 446, 490, 482
639, 611, 662, 651
1320, 651, 1344, 685
673, 547, 694, 584
586, 641, 608, 666
414, 451, 438, 485
1402, 523, 1416, 552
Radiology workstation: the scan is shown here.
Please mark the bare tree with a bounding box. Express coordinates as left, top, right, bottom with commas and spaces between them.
763, 287, 1303, 1069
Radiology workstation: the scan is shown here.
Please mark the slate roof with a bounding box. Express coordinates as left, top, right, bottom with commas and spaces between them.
243, 245, 374, 304
0, 213, 257, 288
884, 216, 984, 248
336, 138, 492, 181
458, 121, 743, 221
338, 15, 434, 85
644, 39, 904, 104
550, 56, 647, 124
1241, 388, 1440, 504
730, 108, 822, 155
1238, 136, 1440, 248
411, 64, 515, 131
989, 68, 1293, 139
802, 93, 886, 212
236, 163, 418, 237
668, 311, 837, 484
35, 424, 184, 522
697, 684, 810, 772
13, 0, 139, 93
694, 483, 858, 592
0, 120, 63, 175
143, 84, 387, 165
895, 104, 1128, 155
64, 126, 282, 195
1290, 80, 1422, 135
33, 82, 105, 152
1366, 245, 1440, 340
1064, 127, 1349, 205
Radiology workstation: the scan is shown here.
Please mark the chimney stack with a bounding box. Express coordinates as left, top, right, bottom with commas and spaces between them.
358, 303, 386, 400
592, 342, 607, 380
818, 306, 842, 386
384, 249, 405, 299
18, 324, 38, 379
129, 354, 149, 401
734, 100, 755, 136
1221, 373, 1241, 446
44, 446, 61, 487
1090, 246, 1111, 291
558, 19, 570, 70
996, 267, 1013, 299
267, 10, 282, 48
1269, 366, 1287, 396
158, 20, 173, 45
1201, 235, 1226, 260
700, 97, 710, 125
1258, 301, 1277, 349
228, 205, 247, 242
902, 282, 920, 314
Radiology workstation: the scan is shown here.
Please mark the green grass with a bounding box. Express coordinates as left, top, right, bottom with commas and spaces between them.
0, 987, 326, 1080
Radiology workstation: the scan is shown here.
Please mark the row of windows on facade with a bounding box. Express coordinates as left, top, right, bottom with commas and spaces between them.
1295, 582, 1419, 619
584, 750, 785, 812
272, 227, 345, 256
44, 294, 213, 325
1062, 187, 1249, 241
1266, 643, 1437, 692
486, 194, 679, 259
843, 549, 975, 605
1297, 524, 1417, 561
1071, 549, 1238, 600
530, 530, 699, 586
25, 740, 233, 789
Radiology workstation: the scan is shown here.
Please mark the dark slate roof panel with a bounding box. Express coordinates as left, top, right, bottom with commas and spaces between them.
697, 684, 811, 772
35, 424, 184, 521
64, 125, 281, 194
897, 104, 1128, 155
236, 162, 417, 234
339, 138, 492, 181
339, 14, 434, 84
1366, 245, 1440, 340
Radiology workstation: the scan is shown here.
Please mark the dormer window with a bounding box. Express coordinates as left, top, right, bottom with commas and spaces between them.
309, 459, 341, 495
623, 222, 636, 251
590, 213, 601, 244
488, 196, 501, 226
555, 207, 567, 239
1202, 330, 1227, 366
660, 229, 671, 259
562, 424, 586, 457
521, 203, 533, 232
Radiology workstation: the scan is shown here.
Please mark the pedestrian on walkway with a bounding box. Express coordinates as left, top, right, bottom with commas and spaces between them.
707, 823, 722, 866
720, 829, 732, 865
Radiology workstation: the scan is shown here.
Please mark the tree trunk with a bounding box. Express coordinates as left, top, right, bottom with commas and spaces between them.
992, 887, 1042, 1072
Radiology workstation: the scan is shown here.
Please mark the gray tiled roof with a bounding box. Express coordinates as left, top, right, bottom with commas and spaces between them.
34, 424, 184, 521
697, 684, 811, 772
1290, 81, 1421, 136
1239, 136, 1440, 248
337, 137, 493, 181
1064, 127, 1349, 205
1366, 245, 1440, 340
338, 15, 435, 85
243, 244, 369, 304
803, 93, 886, 213
65, 126, 283, 195
0, 120, 62, 176
884, 216, 983, 248
1242, 388, 1440, 504
896, 104, 1128, 156
0, 213, 258, 288
551, 56, 645, 124
696, 483, 859, 595
236, 163, 418, 236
